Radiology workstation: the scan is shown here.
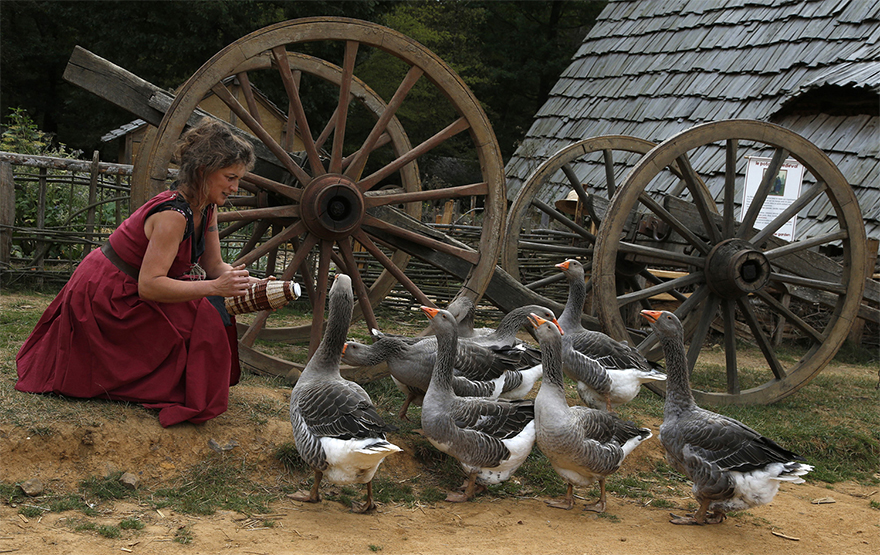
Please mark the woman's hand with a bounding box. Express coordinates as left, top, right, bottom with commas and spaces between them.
213, 264, 251, 297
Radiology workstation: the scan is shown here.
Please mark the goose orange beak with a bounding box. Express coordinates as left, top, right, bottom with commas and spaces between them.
640, 310, 662, 323
528, 313, 564, 335
421, 306, 439, 319
555, 260, 570, 271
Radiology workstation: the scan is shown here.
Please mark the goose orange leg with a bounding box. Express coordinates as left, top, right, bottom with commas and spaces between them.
669, 498, 723, 525
446, 473, 479, 502
351, 481, 378, 513
289, 470, 323, 503
583, 477, 607, 513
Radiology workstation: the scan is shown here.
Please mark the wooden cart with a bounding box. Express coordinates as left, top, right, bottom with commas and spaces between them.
65, 17, 876, 405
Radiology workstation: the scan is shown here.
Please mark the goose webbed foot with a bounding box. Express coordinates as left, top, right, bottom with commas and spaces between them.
288, 471, 323, 503
670, 499, 722, 525
583, 478, 607, 513
546, 484, 575, 510
446, 474, 480, 502
351, 482, 378, 513
669, 513, 701, 525
583, 500, 606, 513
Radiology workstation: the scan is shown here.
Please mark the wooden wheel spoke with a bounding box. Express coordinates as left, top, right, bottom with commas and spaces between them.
288, 235, 317, 309
531, 197, 596, 243
602, 149, 616, 199
638, 192, 711, 255
622, 275, 652, 309
236, 220, 271, 260
352, 229, 434, 306
232, 220, 306, 267
217, 205, 299, 223
618, 240, 704, 267
674, 153, 721, 244
361, 214, 479, 266
736, 297, 787, 380
235, 71, 263, 127
271, 46, 325, 177
769, 271, 846, 294
517, 240, 592, 258
560, 164, 591, 206
218, 219, 251, 240
736, 147, 788, 239
342, 133, 392, 175
764, 230, 848, 262
316, 105, 339, 153
524, 271, 567, 291
329, 41, 359, 174
365, 182, 488, 208
686, 295, 721, 371
670, 284, 711, 322
242, 172, 302, 202
751, 182, 826, 245
721, 299, 739, 394
357, 117, 471, 191
337, 238, 379, 332
722, 139, 737, 238
211, 81, 313, 186
617, 271, 704, 305
346, 65, 424, 180
754, 290, 825, 343
640, 268, 688, 301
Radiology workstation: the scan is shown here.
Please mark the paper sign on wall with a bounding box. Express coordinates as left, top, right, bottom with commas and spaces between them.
741, 157, 804, 241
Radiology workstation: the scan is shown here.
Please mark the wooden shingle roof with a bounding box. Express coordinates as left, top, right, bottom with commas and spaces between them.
505, 0, 880, 245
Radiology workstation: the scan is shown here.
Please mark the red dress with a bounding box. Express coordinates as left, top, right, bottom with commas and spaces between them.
15, 191, 241, 427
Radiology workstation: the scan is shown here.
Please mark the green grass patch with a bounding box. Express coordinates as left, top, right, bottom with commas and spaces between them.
18, 505, 45, 518
152, 453, 276, 515
174, 525, 194, 544
80, 472, 135, 501
119, 517, 145, 530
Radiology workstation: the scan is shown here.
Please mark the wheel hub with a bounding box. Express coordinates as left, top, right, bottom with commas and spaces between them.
299, 174, 365, 240
704, 238, 771, 299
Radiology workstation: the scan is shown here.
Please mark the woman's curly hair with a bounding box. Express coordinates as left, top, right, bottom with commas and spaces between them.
172, 119, 256, 208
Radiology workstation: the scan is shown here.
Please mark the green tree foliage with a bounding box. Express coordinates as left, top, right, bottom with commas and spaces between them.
372, 1, 606, 159
1, 1, 603, 161
0, 0, 389, 155
1, 107, 85, 261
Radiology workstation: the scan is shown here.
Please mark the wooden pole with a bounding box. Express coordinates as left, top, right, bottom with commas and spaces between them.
0, 162, 14, 283
85, 150, 99, 253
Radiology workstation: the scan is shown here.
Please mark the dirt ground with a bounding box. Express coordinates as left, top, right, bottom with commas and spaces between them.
2, 388, 878, 555
1, 292, 878, 555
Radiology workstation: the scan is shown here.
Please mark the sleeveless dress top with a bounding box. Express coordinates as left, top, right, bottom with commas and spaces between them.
16, 190, 241, 427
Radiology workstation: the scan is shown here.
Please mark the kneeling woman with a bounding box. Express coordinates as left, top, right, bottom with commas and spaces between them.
16, 119, 261, 427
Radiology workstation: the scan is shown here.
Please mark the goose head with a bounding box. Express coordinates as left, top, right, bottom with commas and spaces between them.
527, 313, 564, 337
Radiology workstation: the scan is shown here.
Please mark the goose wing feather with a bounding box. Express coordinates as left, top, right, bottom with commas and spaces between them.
567, 331, 653, 371
296, 380, 395, 440
562, 335, 612, 394
451, 398, 535, 439
673, 409, 806, 473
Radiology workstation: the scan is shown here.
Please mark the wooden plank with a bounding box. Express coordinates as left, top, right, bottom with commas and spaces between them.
63, 45, 168, 126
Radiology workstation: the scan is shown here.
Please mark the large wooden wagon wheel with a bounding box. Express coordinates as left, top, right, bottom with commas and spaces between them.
593, 120, 867, 405
131, 17, 505, 376
500, 136, 712, 327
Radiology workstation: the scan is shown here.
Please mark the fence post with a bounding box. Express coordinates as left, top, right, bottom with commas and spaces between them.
85, 150, 99, 253
0, 161, 14, 282
35, 167, 47, 286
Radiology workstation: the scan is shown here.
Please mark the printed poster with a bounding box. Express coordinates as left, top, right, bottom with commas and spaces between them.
741, 156, 804, 241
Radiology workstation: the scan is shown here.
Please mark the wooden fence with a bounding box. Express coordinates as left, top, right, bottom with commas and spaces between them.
0, 152, 491, 316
